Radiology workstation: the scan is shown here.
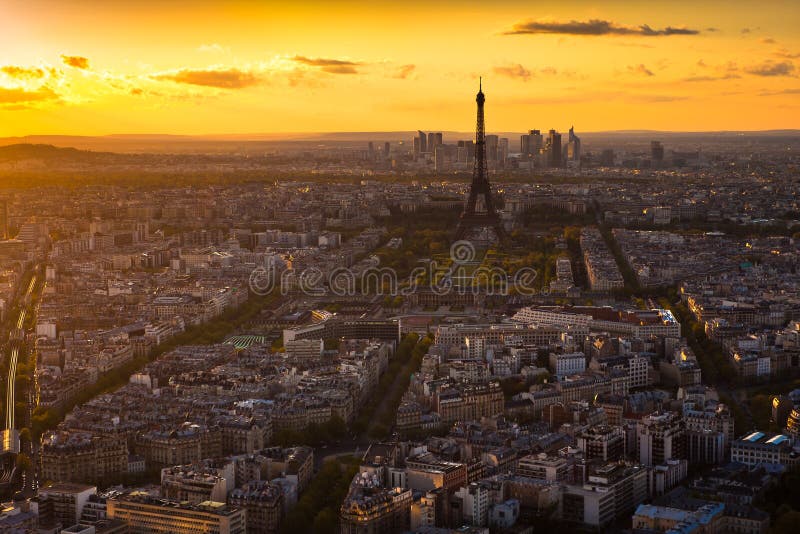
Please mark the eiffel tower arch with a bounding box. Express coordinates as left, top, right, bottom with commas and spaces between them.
454, 79, 506, 244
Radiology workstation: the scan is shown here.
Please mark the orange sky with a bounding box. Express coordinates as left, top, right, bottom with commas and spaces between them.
0, 0, 798, 135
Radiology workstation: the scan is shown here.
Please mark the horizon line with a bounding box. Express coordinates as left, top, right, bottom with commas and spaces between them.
2, 128, 800, 139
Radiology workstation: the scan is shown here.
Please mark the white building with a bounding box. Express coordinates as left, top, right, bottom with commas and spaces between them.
549, 352, 586, 378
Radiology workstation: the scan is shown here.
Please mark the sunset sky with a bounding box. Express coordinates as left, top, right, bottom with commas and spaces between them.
1, 0, 798, 136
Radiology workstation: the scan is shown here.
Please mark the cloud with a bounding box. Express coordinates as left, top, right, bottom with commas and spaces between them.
1, 66, 46, 80
0, 85, 58, 105
61, 55, 89, 69
153, 67, 261, 88
758, 88, 800, 96
291, 56, 362, 74
197, 43, 229, 54
627, 64, 654, 76
761, 38, 776, 44
491, 64, 571, 81
509, 91, 687, 105
745, 60, 796, 77
493, 64, 532, 81
503, 18, 700, 37
706, 27, 719, 32
683, 73, 741, 82
741, 28, 751, 34
773, 48, 800, 59
393, 64, 416, 79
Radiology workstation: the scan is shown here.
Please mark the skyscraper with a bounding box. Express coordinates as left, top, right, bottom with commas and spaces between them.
485, 134, 498, 162
418, 130, 427, 154
547, 129, 562, 168
567, 126, 581, 162
651, 141, 664, 162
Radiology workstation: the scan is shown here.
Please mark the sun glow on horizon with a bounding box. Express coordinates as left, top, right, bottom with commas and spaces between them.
1, 0, 798, 136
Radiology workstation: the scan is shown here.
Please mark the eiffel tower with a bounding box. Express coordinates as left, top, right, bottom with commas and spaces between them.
454, 78, 505, 243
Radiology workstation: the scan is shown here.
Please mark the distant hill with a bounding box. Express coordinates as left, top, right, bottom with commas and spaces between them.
0, 143, 119, 164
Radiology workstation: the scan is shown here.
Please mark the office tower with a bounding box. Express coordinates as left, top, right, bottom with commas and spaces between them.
485, 134, 498, 161
498, 137, 508, 166
457, 140, 474, 163
529, 130, 543, 153
454, 80, 505, 242
433, 132, 443, 146
520, 135, 530, 157
434, 144, 449, 173
600, 149, 615, 166
384, 141, 390, 159
413, 137, 420, 160
418, 130, 427, 154
637, 411, 685, 466
568, 126, 581, 161
651, 141, 664, 162
547, 129, 562, 168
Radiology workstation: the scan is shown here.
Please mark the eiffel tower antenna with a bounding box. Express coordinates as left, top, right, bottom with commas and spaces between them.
454, 79, 505, 242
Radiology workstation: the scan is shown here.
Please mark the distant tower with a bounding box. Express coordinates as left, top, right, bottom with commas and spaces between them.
651, 140, 664, 162
547, 129, 562, 167
418, 130, 427, 154
568, 126, 581, 161
454, 79, 505, 243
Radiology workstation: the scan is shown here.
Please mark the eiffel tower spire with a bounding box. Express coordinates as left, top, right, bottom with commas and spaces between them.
454, 79, 505, 242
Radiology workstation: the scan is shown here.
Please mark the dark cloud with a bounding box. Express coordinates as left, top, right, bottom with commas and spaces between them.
627, 64, 654, 76
154, 67, 260, 88
706, 27, 719, 32
503, 19, 700, 37
683, 73, 741, 82
292, 56, 362, 74
741, 28, 752, 34
745, 60, 796, 77
493, 64, 532, 81
1, 66, 46, 80
761, 38, 776, 44
61, 55, 89, 69
393, 64, 416, 79
758, 88, 800, 96
0, 85, 58, 105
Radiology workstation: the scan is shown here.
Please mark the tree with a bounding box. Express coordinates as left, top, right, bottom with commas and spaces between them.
772, 510, 800, 534
15, 453, 32, 472
312, 507, 339, 534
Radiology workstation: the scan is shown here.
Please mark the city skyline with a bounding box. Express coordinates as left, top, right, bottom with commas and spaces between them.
1, 0, 799, 136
